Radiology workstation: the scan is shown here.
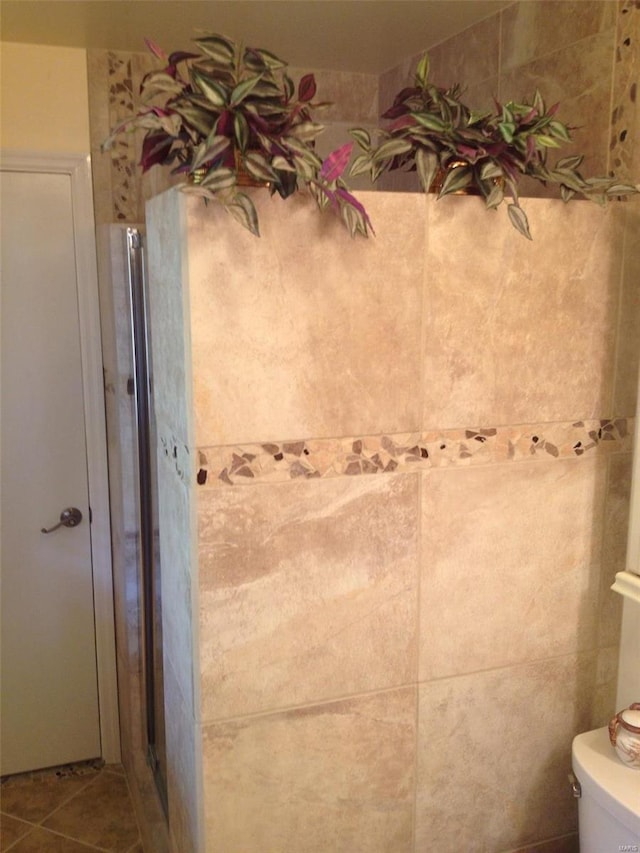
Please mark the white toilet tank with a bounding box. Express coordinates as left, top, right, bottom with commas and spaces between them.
572, 726, 640, 853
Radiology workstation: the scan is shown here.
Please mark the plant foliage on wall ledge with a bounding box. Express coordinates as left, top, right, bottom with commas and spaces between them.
102, 33, 372, 238
349, 53, 639, 239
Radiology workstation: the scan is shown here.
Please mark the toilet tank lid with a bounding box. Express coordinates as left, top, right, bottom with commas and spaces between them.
572, 726, 640, 835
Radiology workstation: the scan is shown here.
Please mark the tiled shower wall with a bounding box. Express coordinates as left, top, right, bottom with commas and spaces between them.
146, 187, 639, 853
86, 2, 639, 851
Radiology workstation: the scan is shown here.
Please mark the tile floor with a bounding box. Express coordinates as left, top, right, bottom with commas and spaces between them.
0, 761, 142, 852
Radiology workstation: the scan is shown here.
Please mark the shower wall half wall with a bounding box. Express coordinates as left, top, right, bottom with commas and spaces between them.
146, 188, 639, 853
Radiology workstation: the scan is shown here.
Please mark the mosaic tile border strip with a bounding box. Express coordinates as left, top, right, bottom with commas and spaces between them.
610, 0, 639, 179
194, 418, 633, 487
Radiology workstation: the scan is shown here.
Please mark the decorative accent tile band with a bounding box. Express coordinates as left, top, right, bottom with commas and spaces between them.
195, 418, 633, 488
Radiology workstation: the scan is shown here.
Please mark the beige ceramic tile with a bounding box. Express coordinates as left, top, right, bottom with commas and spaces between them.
420, 457, 607, 680
422, 195, 624, 428
592, 645, 620, 728
42, 772, 140, 851
184, 189, 425, 445
289, 67, 379, 124
415, 654, 596, 852
163, 656, 202, 853
598, 453, 633, 648
500, 1, 617, 72
499, 30, 615, 178
198, 473, 419, 721
146, 188, 192, 445
609, 1, 640, 182
155, 447, 196, 715
202, 687, 416, 853
428, 14, 500, 88
613, 201, 640, 417
505, 833, 579, 853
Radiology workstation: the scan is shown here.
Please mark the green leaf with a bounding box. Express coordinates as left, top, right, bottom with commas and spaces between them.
191, 69, 229, 107
372, 138, 413, 162
201, 167, 236, 191
282, 136, 323, 167
234, 113, 249, 152
230, 75, 264, 106
507, 203, 532, 240
548, 120, 572, 142
140, 72, 185, 100
556, 155, 584, 170
415, 148, 438, 192
415, 53, 430, 88
171, 101, 215, 136
271, 155, 297, 173
288, 121, 325, 142
242, 152, 278, 182
192, 135, 230, 169
560, 186, 576, 203
480, 161, 504, 181
439, 165, 472, 196
194, 35, 236, 67
349, 127, 372, 151
483, 182, 504, 210
242, 46, 287, 72
499, 121, 516, 143
349, 153, 373, 178
228, 192, 260, 236
411, 113, 448, 132
536, 134, 562, 148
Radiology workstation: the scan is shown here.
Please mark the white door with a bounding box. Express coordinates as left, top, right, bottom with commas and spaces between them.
1, 169, 102, 774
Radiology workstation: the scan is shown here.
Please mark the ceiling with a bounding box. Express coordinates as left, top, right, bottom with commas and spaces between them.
0, 0, 510, 73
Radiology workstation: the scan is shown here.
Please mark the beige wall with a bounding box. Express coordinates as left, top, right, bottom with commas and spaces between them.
0, 42, 91, 153
146, 185, 638, 853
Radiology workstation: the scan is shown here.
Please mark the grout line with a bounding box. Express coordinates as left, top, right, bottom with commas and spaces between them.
411, 470, 423, 853
35, 767, 103, 827
199, 647, 602, 729
29, 824, 111, 851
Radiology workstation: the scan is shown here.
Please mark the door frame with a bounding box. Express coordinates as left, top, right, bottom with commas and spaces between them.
1, 150, 120, 764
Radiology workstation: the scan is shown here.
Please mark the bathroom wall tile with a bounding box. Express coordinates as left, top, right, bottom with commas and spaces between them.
202, 687, 416, 853
156, 447, 197, 718
419, 457, 607, 680
500, 1, 617, 72
164, 656, 203, 853
609, 1, 640, 182
198, 473, 419, 721
185, 190, 425, 446
422, 195, 624, 428
592, 645, 620, 727
428, 14, 500, 89
504, 833, 579, 853
613, 201, 640, 417
146, 189, 192, 445
597, 453, 633, 648
415, 654, 596, 852
499, 30, 615, 179
289, 67, 379, 124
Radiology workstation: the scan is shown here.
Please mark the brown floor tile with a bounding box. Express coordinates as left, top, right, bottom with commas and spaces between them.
7, 826, 99, 851
43, 772, 140, 852
6, 826, 95, 853
0, 813, 32, 851
0, 767, 100, 824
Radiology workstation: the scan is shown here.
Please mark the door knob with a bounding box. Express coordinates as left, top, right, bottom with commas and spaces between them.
41, 507, 83, 534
